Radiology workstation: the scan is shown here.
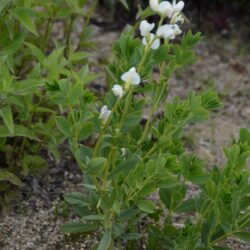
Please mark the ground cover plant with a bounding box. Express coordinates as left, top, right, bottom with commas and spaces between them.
0, 0, 97, 209
56, 0, 250, 249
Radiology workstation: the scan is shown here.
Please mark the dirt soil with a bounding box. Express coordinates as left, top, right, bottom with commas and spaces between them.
1, 19, 250, 250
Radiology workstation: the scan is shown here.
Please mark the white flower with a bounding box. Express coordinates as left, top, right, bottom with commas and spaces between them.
99, 105, 111, 124
121, 148, 127, 157
140, 20, 155, 37
149, 0, 185, 18
142, 33, 160, 50
112, 84, 124, 98
121, 67, 141, 86
157, 24, 175, 40
157, 24, 182, 40
158, 1, 173, 18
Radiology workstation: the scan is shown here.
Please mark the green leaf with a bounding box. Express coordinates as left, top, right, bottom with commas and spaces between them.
159, 188, 172, 209
14, 79, 44, 95
137, 183, 156, 197
0, 106, 14, 134
20, 154, 47, 175
82, 215, 104, 221
87, 157, 107, 175
81, 183, 97, 191
152, 44, 170, 64
240, 128, 250, 145
67, 83, 83, 105
61, 222, 99, 234
0, 125, 38, 140
122, 111, 142, 132
10, 7, 38, 36
212, 246, 232, 250
78, 122, 94, 140
0, 32, 25, 56
121, 233, 141, 240
98, 230, 112, 250
175, 198, 196, 213
234, 231, 250, 244
119, 0, 129, 10
182, 30, 202, 49
137, 200, 155, 214
0, 170, 24, 186
118, 208, 139, 221
14, 125, 38, 140
69, 51, 91, 62
25, 42, 45, 64
109, 156, 139, 179
78, 65, 102, 85
64, 192, 89, 206
55, 116, 72, 137
0, 0, 12, 14
201, 91, 222, 110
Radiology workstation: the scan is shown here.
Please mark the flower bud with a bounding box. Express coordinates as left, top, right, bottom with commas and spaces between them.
112, 84, 124, 98
150, 0, 159, 12
99, 105, 111, 124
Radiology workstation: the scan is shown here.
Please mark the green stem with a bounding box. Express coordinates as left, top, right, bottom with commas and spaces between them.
102, 146, 115, 190
196, 201, 214, 227
139, 106, 156, 143
137, 16, 164, 74
93, 98, 121, 156
83, 0, 97, 31
208, 215, 250, 247
142, 144, 157, 160
42, 18, 52, 50
117, 87, 134, 130
65, 14, 75, 57
137, 45, 151, 75
77, 0, 98, 51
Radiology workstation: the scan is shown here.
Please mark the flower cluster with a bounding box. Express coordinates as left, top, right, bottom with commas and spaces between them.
150, 0, 184, 18
140, 0, 184, 47
140, 20, 160, 50
100, 0, 185, 123
99, 67, 141, 123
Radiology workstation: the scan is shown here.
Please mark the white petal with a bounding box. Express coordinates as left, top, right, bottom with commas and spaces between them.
121, 67, 140, 85
173, 1, 184, 13
150, 0, 159, 12
112, 84, 123, 98
99, 106, 111, 123
131, 72, 141, 85
172, 24, 182, 36
100, 105, 108, 113
121, 71, 130, 82
157, 24, 175, 40
158, 1, 173, 17
140, 20, 155, 37
142, 33, 160, 50
151, 38, 160, 50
